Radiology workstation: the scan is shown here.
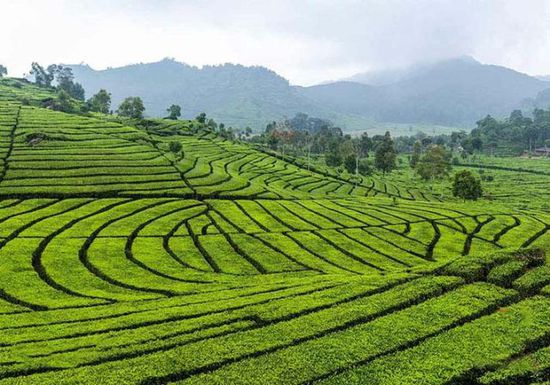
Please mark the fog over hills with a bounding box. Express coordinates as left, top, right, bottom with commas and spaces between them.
70, 56, 550, 131
303, 56, 550, 126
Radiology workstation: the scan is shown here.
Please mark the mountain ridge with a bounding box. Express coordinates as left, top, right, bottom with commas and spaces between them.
68, 57, 550, 131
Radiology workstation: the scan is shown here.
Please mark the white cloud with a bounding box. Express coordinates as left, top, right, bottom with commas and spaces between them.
1, 0, 549, 85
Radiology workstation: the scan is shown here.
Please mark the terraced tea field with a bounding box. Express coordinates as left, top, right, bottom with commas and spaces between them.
0, 92, 549, 384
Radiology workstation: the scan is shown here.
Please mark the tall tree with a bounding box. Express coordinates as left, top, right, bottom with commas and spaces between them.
410, 140, 421, 168
358, 132, 373, 158
0, 65, 7, 77
166, 104, 182, 120
116, 97, 145, 119
54, 66, 85, 100
30, 62, 54, 87
374, 131, 397, 175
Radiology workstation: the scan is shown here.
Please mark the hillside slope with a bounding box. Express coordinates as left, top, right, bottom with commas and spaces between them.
70, 60, 344, 129
0, 82, 548, 385
69, 57, 550, 130
300, 57, 550, 126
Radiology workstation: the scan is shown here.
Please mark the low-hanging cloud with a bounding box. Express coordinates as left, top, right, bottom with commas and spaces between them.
1, 0, 549, 85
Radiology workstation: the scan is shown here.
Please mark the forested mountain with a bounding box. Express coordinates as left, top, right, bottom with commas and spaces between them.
70, 59, 334, 129
69, 57, 550, 131
301, 57, 550, 126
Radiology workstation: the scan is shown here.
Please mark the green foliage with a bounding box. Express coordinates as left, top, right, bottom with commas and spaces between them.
52, 89, 75, 113
452, 170, 483, 200
358, 158, 372, 175
116, 96, 145, 119
86, 89, 111, 113
0, 64, 7, 77
0, 80, 549, 385
374, 131, 397, 174
168, 140, 182, 153
410, 140, 421, 168
487, 260, 527, 287
325, 151, 342, 167
196, 112, 207, 123
30, 62, 55, 87
415, 144, 451, 181
343, 154, 357, 174
54, 65, 85, 100
166, 104, 181, 120
479, 346, 550, 385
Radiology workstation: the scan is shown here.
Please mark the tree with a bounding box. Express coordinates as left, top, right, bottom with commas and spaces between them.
207, 118, 218, 130
374, 131, 396, 175
86, 89, 111, 113
358, 132, 373, 158
52, 89, 74, 113
0, 65, 7, 77
166, 104, 181, 120
343, 154, 356, 174
116, 97, 145, 119
358, 159, 372, 176
410, 140, 421, 168
452, 170, 482, 200
415, 144, 451, 181
55, 66, 74, 87
68, 82, 85, 101
196, 112, 206, 124
54, 66, 85, 100
325, 151, 342, 167
30, 62, 54, 87
169, 141, 182, 154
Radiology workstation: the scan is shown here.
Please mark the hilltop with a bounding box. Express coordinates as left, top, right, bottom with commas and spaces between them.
301, 56, 550, 126
67, 57, 550, 131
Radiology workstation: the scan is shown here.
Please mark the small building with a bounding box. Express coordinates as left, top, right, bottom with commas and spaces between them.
534, 147, 550, 156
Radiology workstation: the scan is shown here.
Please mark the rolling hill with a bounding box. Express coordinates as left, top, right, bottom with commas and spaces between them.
0, 79, 548, 385
69, 59, 346, 130
301, 56, 550, 126
69, 57, 550, 131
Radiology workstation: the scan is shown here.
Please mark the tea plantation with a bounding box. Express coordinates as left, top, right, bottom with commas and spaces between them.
0, 81, 549, 384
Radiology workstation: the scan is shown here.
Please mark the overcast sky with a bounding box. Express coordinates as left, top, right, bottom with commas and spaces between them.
2, 0, 550, 85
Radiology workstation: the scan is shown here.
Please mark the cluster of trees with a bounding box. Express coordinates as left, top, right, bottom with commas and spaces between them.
255, 113, 484, 200
396, 107, 550, 157
253, 113, 398, 177
30, 63, 85, 102
406, 135, 482, 199
116, 97, 145, 119
409, 142, 451, 181
24, 62, 222, 131
472, 110, 550, 154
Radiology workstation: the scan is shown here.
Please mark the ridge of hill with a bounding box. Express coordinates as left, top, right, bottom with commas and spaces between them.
300, 56, 550, 126
67, 57, 550, 131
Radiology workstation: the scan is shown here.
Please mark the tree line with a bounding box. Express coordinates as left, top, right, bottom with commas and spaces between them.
394, 108, 550, 157
252, 113, 482, 200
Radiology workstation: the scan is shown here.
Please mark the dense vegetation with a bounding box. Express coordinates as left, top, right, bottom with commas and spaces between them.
0, 79, 548, 384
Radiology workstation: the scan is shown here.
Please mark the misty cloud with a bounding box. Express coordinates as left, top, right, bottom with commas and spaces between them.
1, 0, 549, 85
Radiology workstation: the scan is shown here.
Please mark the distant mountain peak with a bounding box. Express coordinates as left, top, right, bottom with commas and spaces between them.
450, 55, 479, 64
